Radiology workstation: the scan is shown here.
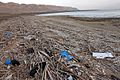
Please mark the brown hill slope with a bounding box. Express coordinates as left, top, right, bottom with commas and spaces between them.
0, 2, 78, 14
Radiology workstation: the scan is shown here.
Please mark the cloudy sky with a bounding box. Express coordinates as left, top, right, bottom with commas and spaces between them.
0, 0, 120, 10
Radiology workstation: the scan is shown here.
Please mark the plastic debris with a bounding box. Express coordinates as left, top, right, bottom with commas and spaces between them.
3, 31, 13, 39
26, 48, 35, 54
67, 75, 74, 80
11, 59, 20, 66
0, 12, 119, 80
5, 58, 11, 65
92, 52, 113, 59
60, 50, 69, 57
60, 50, 73, 61
29, 62, 46, 77
66, 55, 74, 62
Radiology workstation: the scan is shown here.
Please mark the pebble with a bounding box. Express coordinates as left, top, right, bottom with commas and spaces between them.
4, 31, 13, 39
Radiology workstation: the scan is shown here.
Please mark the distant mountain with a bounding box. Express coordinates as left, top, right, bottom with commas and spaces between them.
0, 2, 78, 14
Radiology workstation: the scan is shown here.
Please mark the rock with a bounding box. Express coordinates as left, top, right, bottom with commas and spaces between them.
3, 31, 13, 39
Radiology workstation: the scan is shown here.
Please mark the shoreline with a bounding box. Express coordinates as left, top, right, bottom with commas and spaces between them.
67, 16, 120, 21
1, 13, 120, 22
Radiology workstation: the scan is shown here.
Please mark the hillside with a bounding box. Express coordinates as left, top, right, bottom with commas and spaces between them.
0, 2, 78, 14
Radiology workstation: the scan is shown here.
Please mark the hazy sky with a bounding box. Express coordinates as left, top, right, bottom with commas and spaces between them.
0, 0, 120, 10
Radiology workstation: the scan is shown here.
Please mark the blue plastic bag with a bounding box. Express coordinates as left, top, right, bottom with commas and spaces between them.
5, 58, 11, 65
59, 50, 73, 61
59, 50, 69, 57
66, 55, 74, 61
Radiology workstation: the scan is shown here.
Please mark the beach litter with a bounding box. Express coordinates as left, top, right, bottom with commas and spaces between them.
67, 75, 74, 80
60, 50, 69, 57
0, 44, 119, 80
5, 58, 11, 65
92, 52, 114, 59
0, 31, 119, 80
59, 50, 74, 61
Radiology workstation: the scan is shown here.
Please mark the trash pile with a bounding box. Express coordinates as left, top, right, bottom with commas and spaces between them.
0, 30, 120, 80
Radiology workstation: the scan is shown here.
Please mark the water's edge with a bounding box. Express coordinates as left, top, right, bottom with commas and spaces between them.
36, 10, 120, 18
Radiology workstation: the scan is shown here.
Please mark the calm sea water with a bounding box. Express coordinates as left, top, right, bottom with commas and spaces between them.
37, 10, 120, 18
